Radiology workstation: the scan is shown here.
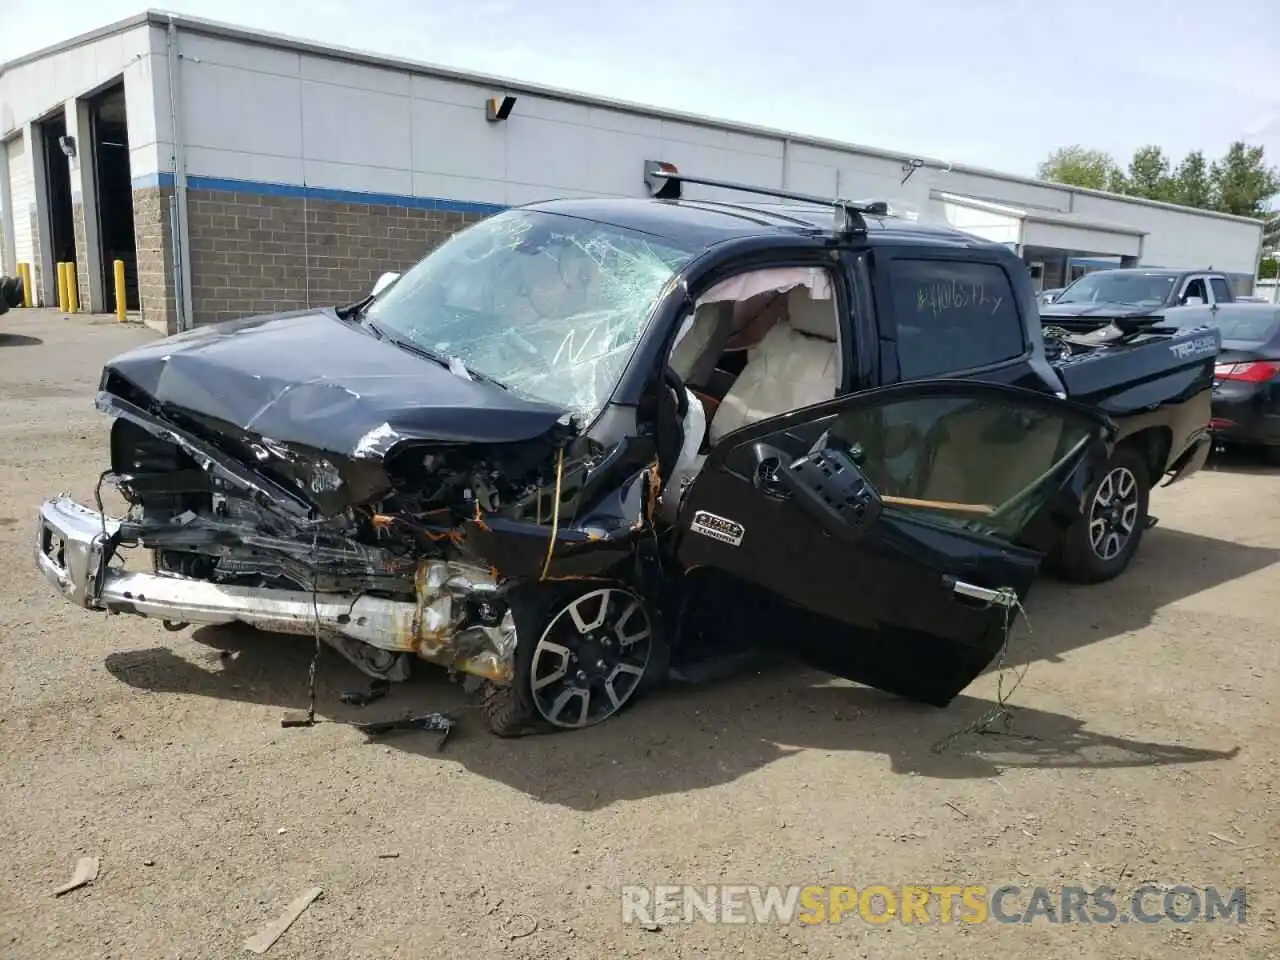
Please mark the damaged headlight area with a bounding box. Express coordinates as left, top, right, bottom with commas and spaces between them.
49, 393, 593, 689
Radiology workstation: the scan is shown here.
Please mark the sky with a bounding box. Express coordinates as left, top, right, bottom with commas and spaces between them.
2, 0, 1277, 180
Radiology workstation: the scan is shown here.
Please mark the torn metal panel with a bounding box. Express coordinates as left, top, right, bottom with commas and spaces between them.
36, 494, 518, 683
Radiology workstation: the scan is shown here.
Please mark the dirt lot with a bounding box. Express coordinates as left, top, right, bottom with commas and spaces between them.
0, 308, 1277, 960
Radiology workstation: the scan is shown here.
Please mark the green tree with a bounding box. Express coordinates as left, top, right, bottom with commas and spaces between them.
1172, 151, 1212, 208
1126, 145, 1175, 201
1209, 142, 1280, 217
1036, 145, 1123, 192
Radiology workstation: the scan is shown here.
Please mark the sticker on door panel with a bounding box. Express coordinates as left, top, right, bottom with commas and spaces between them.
689, 511, 745, 547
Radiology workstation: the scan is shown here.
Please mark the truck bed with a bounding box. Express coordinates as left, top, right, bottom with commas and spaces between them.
1045, 322, 1221, 412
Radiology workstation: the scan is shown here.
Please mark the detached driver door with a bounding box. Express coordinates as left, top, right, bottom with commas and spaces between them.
676, 380, 1114, 706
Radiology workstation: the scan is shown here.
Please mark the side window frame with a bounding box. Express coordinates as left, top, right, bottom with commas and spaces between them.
1209, 276, 1232, 305
871, 249, 1031, 383
1180, 275, 1210, 304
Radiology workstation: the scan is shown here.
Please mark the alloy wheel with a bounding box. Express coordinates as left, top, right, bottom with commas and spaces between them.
1089, 465, 1140, 561
528, 587, 654, 729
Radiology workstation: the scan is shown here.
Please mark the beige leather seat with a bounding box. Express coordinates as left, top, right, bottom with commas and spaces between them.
707, 286, 840, 445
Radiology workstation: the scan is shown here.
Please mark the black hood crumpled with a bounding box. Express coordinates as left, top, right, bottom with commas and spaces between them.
100, 307, 574, 514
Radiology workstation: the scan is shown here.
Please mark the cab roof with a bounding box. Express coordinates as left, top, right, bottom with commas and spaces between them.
521, 196, 999, 252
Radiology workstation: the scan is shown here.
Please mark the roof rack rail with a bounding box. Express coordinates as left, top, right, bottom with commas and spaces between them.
643, 160, 889, 236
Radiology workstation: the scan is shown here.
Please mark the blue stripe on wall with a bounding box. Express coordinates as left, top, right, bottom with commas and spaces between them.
129, 172, 506, 217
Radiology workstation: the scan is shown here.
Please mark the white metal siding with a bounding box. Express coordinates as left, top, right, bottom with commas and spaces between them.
65, 29, 1237, 277
938, 201, 1021, 246
1022, 221, 1142, 259
1070, 193, 1262, 275
0, 24, 163, 180
7, 134, 34, 269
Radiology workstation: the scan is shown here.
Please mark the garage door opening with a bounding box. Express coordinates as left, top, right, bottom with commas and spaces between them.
88, 84, 138, 311
38, 114, 76, 281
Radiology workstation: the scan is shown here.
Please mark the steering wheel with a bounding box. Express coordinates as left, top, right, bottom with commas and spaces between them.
663, 366, 690, 420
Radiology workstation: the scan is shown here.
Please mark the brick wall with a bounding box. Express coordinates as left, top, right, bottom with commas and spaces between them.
72, 201, 90, 309
185, 188, 486, 325
132, 186, 177, 333
29, 211, 43, 306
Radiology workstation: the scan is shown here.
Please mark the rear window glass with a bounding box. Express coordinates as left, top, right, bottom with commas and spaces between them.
1211, 311, 1280, 342
889, 260, 1026, 378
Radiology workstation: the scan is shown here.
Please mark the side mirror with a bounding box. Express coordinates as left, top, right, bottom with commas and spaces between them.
1182, 295, 1204, 307
372, 271, 400, 297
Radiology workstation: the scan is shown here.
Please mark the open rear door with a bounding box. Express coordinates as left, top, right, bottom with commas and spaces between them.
676, 380, 1114, 706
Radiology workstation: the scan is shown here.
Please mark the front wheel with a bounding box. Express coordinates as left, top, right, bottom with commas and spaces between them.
1050, 446, 1151, 584
481, 583, 667, 737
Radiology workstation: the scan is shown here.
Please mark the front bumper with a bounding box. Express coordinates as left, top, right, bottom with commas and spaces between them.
34, 496, 516, 683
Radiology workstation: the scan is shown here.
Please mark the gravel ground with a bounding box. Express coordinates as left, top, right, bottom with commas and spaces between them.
0, 308, 1277, 960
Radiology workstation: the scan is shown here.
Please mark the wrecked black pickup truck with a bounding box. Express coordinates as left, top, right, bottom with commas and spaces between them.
33, 172, 1219, 735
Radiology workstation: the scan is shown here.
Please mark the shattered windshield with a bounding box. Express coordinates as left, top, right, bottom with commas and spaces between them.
1055, 272, 1177, 306
363, 210, 695, 420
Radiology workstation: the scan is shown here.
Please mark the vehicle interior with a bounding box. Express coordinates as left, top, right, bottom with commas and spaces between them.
652, 266, 1092, 537
655, 267, 842, 521
1181, 277, 1209, 304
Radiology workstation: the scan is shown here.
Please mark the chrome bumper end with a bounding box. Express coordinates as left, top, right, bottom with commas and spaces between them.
33, 496, 516, 683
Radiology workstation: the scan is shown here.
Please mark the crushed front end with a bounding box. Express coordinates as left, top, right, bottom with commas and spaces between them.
33, 381, 602, 692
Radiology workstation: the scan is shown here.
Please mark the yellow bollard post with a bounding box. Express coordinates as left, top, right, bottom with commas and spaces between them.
57, 262, 69, 313
113, 260, 127, 322
17, 263, 32, 306
67, 262, 79, 314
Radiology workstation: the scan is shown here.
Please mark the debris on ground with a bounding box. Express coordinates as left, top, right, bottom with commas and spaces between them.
53, 856, 99, 897
376, 852, 400, 860
944, 801, 971, 820
280, 706, 454, 750
355, 712, 455, 751
243, 886, 323, 955
502, 914, 538, 940
338, 679, 390, 707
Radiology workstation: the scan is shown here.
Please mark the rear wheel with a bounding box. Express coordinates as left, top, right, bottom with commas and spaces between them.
481, 583, 666, 737
1052, 446, 1150, 584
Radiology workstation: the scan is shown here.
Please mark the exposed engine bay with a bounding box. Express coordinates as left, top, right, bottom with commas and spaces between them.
97, 381, 617, 691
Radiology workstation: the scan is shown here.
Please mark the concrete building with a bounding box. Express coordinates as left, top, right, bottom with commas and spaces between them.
0, 10, 1268, 334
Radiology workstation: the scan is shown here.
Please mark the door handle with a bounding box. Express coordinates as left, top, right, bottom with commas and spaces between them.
749, 442, 791, 498
950, 578, 1018, 609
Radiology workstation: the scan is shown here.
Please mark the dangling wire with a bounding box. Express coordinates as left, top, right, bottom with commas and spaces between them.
538, 446, 566, 581
931, 588, 1033, 754
306, 529, 322, 724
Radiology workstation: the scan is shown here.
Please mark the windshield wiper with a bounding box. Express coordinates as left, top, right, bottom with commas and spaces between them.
365, 320, 509, 390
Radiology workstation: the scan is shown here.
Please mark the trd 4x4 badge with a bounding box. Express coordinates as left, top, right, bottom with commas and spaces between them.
689, 511, 745, 547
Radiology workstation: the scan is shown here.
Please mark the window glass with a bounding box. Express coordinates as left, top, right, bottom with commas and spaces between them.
826, 392, 1098, 541
1209, 277, 1232, 302
1183, 279, 1208, 302
365, 210, 695, 420
889, 260, 1025, 378
1057, 271, 1176, 306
